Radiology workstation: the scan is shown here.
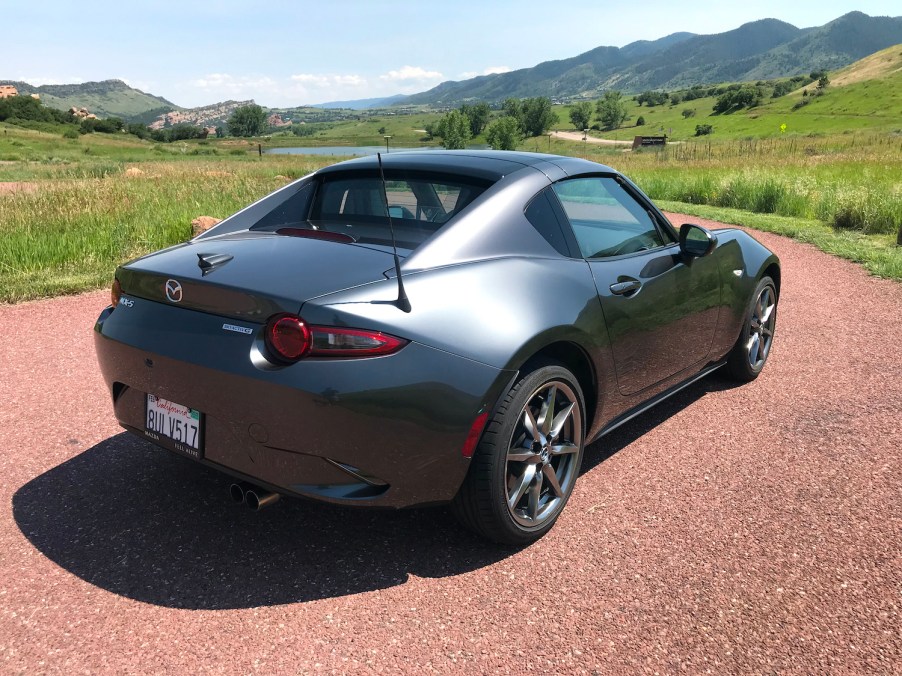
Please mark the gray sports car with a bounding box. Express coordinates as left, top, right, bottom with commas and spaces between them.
94, 150, 779, 544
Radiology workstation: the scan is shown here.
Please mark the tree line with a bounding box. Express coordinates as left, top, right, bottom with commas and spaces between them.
2, 68, 836, 150
427, 98, 559, 150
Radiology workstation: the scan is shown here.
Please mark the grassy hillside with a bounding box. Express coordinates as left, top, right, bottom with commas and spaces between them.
0, 80, 178, 119
565, 51, 902, 141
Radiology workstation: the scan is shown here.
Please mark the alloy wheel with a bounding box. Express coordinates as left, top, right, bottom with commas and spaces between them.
505, 380, 582, 527
747, 285, 776, 370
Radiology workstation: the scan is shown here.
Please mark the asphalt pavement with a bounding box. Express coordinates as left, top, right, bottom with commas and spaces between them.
1, 218, 899, 673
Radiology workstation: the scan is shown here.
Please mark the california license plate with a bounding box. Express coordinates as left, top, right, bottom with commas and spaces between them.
145, 394, 203, 459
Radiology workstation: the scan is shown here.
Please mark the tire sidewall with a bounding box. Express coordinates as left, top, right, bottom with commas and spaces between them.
485, 364, 586, 542
732, 275, 777, 379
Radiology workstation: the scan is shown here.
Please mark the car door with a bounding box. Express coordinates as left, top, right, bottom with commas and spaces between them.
550, 175, 722, 396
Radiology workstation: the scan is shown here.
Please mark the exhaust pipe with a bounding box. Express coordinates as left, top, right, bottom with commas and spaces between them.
245, 487, 280, 511
229, 481, 253, 504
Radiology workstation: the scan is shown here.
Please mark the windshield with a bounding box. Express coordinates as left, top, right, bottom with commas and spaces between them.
247, 170, 493, 251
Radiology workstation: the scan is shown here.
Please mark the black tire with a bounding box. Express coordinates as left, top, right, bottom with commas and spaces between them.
726, 275, 777, 382
452, 363, 586, 545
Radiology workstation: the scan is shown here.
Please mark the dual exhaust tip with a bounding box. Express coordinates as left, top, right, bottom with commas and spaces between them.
229, 482, 280, 511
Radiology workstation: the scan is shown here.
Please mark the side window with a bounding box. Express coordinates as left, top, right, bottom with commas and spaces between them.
524, 188, 573, 257
552, 177, 665, 258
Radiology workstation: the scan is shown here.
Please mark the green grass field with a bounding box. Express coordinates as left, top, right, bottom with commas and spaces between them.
1, 48, 900, 303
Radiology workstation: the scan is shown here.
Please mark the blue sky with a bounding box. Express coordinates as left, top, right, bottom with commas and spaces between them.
2, 1, 899, 107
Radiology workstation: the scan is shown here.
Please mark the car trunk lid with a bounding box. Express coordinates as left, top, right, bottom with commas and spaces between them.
117, 232, 397, 322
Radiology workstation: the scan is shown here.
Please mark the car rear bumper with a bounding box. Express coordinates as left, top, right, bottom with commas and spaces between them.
94, 299, 512, 508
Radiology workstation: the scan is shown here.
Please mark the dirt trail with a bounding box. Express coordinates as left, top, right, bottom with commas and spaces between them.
552, 130, 633, 145
0, 217, 899, 673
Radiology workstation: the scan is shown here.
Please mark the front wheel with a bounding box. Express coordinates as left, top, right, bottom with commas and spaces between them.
726, 275, 777, 382
452, 364, 585, 545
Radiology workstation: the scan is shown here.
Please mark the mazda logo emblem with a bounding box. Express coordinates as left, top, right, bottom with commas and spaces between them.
165, 279, 183, 303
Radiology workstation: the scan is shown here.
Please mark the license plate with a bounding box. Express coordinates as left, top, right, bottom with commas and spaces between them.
145, 394, 203, 459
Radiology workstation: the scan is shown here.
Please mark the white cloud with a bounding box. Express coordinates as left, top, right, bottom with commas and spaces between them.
379, 65, 443, 82
290, 73, 366, 88
458, 66, 512, 79
285, 73, 369, 103
333, 74, 366, 87
191, 73, 277, 93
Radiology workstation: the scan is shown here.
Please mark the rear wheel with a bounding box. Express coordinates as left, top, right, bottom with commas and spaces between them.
726, 275, 777, 382
452, 364, 585, 545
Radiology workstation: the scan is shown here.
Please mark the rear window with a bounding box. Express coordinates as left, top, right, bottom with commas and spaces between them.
250, 170, 491, 251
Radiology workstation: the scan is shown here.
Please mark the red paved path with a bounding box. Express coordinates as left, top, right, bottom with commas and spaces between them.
1, 218, 899, 673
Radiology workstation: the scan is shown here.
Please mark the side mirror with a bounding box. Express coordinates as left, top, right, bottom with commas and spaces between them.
679, 223, 717, 258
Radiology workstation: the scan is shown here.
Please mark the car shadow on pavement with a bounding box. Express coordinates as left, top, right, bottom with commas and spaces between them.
13, 374, 736, 610
580, 372, 741, 474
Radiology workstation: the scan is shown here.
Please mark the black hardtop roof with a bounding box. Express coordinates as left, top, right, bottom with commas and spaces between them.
316, 150, 616, 183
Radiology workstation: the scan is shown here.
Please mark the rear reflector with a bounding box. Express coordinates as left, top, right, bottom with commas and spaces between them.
461, 412, 490, 458
111, 278, 123, 308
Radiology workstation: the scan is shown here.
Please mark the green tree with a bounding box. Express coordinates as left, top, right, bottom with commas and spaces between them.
485, 116, 522, 150
817, 74, 830, 91
227, 104, 266, 137
435, 110, 471, 149
519, 97, 558, 137
713, 86, 761, 114
596, 91, 628, 131
501, 98, 522, 120
636, 90, 668, 107
460, 102, 491, 136
0, 94, 71, 125
635, 115, 645, 127
215, 126, 224, 138
568, 101, 593, 131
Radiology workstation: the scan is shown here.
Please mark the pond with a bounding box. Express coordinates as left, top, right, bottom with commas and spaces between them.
265, 145, 489, 157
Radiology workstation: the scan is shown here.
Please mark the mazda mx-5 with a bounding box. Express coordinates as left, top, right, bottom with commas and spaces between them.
94, 151, 779, 544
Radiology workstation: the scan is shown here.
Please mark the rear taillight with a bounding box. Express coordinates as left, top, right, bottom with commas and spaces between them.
111, 278, 122, 308
264, 314, 407, 364
265, 315, 312, 363
309, 327, 407, 357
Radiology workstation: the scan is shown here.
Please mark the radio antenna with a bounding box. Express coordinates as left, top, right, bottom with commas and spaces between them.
377, 152, 411, 313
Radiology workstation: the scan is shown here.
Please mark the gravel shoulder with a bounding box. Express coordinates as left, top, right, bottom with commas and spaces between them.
0, 217, 899, 673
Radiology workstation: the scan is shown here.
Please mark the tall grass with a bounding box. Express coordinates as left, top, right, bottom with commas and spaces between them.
1, 129, 900, 302
595, 135, 902, 237
629, 167, 901, 235
0, 159, 328, 302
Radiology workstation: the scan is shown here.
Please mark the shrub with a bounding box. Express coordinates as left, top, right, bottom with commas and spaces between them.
681, 109, 696, 119
636, 116, 645, 126
695, 124, 713, 136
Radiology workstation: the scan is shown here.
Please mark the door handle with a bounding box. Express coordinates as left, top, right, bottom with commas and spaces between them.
610, 279, 642, 295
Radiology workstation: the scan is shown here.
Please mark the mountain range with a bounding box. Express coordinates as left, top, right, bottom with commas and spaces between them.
2, 11, 900, 123
403, 11, 902, 105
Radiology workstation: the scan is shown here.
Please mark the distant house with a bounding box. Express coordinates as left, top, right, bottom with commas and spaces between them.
0, 85, 19, 98
267, 113, 291, 127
